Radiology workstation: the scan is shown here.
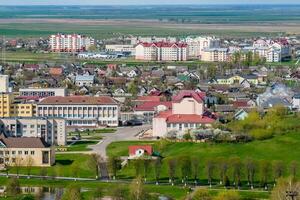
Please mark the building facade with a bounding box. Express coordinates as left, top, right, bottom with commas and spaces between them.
0, 93, 36, 118
201, 48, 229, 62
135, 42, 188, 61
37, 96, 119, 127
49, 34, 95, 52
185, 36, 220, 59
0, 117, 66, 146
19, 88, 67, 98
152, 91, 215, 138
0, 134, 55, 167
0, 75, 9, 93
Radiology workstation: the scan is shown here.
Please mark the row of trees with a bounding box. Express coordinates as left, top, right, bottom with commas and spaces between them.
122, 156, 299, 190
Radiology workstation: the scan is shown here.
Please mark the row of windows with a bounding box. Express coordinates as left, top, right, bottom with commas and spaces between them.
0, 150, 35, 156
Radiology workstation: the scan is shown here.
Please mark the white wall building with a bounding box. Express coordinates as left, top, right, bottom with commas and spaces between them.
19, 88, 67, 97
0, 75, 9, 93
105, 44, 135, 55
49, 34, 95, 52
185, 36, 220, 59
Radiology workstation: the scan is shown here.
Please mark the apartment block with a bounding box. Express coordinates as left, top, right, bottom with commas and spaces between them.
201, 48, 229, 62
37, 96, 119, 127
0, 75, 9, 93
0, 134, 55, 167
49, 33, 95, 52
185, 36, 220, 59
19, 88, 67, 98
135, 42, 188, 61
0, 117, 66, 146
0, 93, 36, 118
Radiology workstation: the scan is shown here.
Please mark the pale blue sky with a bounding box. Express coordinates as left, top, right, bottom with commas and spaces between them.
0, 0, 299, 5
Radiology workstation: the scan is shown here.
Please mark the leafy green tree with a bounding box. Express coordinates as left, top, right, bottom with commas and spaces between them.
132, 159, 143, 178
260, 160, 272, 189
143, 159, 151, 182
206, 159, 215, 186
273, 161, 285, 182
180, 156, 192, 185
245, 158, 257, 188
154, 158, 162, 185
191, 156, 200, 184
231, 157, 243, 188
217, 157, 228, 185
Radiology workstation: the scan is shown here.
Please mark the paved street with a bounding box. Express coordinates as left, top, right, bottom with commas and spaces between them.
90, 125, 151, 159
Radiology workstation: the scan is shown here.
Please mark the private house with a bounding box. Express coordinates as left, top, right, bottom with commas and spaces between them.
128, 145, 153, 159
75, 74, 95, 87
37, 96, 119, 127
234, 109, 249, 120
0, 134, 55, 167
211, 74, 262, 86
152, 90, 215, 138
293, 94, 300, 110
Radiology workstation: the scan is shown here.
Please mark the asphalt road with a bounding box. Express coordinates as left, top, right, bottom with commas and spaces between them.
90, 125, 151, 159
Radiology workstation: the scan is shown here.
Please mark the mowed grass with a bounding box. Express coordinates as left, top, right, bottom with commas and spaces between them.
67, 140, 98, 151
107, 132, 300, 181
7, 154, 95, 178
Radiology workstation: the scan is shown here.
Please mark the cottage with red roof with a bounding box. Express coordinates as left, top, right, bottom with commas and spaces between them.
135, 42, 188, 61
128, 145, 153, 159
152, 90, 215, 138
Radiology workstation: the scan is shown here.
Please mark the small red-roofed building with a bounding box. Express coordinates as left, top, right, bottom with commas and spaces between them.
128, 145, 153, 159
153, 90, 216, 138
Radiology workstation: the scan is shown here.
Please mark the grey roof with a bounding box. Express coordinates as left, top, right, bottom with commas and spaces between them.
260, 97, 292, 109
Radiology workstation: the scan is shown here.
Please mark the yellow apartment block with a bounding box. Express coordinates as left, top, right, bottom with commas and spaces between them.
0, 93, 36, 117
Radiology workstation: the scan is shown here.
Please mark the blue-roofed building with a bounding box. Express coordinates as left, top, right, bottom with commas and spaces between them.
75, 74, 95, 87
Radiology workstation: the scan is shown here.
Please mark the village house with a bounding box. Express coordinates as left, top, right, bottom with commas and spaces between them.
128, 145, 153, 159
152, 90, 216, 138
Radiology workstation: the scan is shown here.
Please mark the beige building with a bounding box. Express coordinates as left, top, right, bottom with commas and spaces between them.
201, 48, 229, 62
0, 134, 55, 167
37, 96, 119, 127
0, 75, 9, 93
0, 93, 36, 118
19, 88, 67, 97
185, 36, 220, 59
0, 117, 66, 146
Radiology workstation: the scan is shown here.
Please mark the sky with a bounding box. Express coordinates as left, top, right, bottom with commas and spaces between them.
0, 0, 299, 5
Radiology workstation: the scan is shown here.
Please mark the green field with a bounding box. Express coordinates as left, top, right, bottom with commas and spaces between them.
107, 132, 300, 183
66, 141, 98, 152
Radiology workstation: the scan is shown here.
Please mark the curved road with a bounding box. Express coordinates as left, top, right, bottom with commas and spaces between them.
90, 125, 151, 159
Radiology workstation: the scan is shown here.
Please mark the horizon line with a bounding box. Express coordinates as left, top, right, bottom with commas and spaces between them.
1, 4, 300, 6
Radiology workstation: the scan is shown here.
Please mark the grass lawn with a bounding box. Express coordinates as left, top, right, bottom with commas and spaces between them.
67, 140, 98, 151
68, 128, 116, 140
6, 154, 95, 179
107, 132, 300, 183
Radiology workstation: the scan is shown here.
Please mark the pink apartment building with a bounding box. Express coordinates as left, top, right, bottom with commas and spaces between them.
152, 90, 216, 138
135, 42, 188, 61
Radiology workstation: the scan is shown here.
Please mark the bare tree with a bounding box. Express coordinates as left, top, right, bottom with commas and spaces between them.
231, 157, 243, 188
167, 158, 177, 185
191, 156, 200, 185
217, 157, 228, 185
88, 153, 103, 179
14, 156, 23, 178
108, 156, 121, 180
180, 155, 191, 186
290, 161, 298, 179
260, 160, 271, 189
26, 156, 34, 178
143, 159, 151, 182
154, 158, 162, 185
206, 159, 215, 187
273, 160, 285, 183
245, 158, 257, 189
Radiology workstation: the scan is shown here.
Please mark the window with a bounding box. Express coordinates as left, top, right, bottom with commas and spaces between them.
30, 151, 35, 155
18, 151, 22, 155
12, 151, 15, 155
25, 151, 28, 155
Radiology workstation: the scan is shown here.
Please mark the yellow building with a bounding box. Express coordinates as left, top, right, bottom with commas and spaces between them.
0, 93, 36, 117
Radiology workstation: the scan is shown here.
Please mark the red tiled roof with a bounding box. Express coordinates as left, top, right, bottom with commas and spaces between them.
128, 145, 153, 156
49, 67, 63, 76
138, 42, 188, 48
134, 101, 172, 111
39, 96, 118, 105
166, 114, 215, 124
233, 101, 249, 108
136, 96, 161, 102
172, 90, 205, 103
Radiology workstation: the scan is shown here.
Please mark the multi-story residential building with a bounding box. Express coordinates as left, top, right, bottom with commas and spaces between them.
0, 117, 66, 146
49, 33, 95, 52
135, 42, 188, 61
201, 48, 229, 62
130, 36, 177, 45
19, 88, 67, 98
0, 134, 55, 167
0, 75, 9, 93
0, 93, 36, 118
185, 36, 220, 59
37, 96, 119, 127
152, 90, 215, 138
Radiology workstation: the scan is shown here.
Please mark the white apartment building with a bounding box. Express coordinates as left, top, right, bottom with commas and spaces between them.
135, 42, 188, 61
130, 36, 177, 45
37, 96, 119, 127
0, 117, 66, 146
185, 36, 220, 59
0, 75, 9, 93
201, 48, 229, 62
49, 34, 95, 52
105, 44, 135, 55
19, 88, 67, 97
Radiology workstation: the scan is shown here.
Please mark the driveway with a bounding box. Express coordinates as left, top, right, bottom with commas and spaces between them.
90, 125, 151, 159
